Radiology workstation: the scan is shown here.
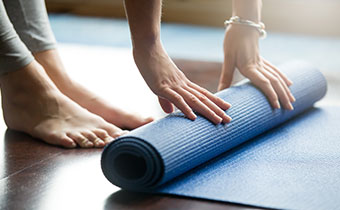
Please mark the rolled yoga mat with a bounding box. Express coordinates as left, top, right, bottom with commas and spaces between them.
102, 61, 340, 209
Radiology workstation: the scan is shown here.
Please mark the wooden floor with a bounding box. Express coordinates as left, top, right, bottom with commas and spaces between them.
0, 45, 339, 210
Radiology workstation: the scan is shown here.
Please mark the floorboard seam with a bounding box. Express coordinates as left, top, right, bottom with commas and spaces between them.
0, 151, 63, 182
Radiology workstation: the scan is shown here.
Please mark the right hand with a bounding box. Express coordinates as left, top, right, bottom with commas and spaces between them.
133, 43, 232, 124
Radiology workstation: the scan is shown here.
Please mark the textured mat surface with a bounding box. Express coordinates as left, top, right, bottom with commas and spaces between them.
101, 61, 338, 209
156, 105, 340, 210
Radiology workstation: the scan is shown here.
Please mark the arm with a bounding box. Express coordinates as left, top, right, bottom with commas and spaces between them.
219, 0, 295, 110
124, 0, 232, 124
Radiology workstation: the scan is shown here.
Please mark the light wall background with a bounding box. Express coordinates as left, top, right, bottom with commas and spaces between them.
46, 0, 340, 37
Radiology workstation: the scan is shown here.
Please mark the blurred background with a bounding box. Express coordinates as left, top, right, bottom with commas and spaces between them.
45, 0, 340, 70
44, 0, 340, 111
46, 0, 340, 36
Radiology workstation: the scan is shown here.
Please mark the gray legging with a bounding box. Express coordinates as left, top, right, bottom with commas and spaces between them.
0, 0, 56, 75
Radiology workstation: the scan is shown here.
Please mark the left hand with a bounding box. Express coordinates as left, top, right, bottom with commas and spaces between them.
218, 25, 295, 110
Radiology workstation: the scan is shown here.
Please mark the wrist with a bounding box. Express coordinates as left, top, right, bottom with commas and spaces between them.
232, 0, 262, 23
133, 39, 164, 58
226, 24, 260, 40
132, 40, 170, 73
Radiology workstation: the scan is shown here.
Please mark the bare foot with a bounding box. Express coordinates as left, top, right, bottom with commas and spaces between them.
0, 61, 127, 148
34, 49, 154, 130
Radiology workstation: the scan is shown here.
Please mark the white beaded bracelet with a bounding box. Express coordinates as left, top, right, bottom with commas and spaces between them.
224, 16, 267, 39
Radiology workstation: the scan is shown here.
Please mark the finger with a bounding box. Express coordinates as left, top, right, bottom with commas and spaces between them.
263, 64, 296, 103
185, 86, 232, 123
218, 57, 236, 91
81, 131, 105, 148
66, 132, 94, 148
263, 59, 293, 86
188, 82, 231, 110
158, 97, 174, 113
241, 68, 280, 109
259, 68, 294, 110
176, 88, 223, 124
161, 88, 197, 120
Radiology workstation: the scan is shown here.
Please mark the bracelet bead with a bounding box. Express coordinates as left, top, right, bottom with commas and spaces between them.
224, 16, 267, 39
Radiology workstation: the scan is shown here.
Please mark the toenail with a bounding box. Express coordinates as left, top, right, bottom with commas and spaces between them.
94, 138, 103, 145
104, 136, 114, 143
86, 142, 93, 147
80, 138, 88, 144
120, 131, 129, 135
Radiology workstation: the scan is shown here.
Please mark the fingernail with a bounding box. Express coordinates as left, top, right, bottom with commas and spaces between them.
288, 80, 293, 86
224, 115, 232, 123
191, 113, 197, 120
291, 95, 296, 102
225, 102, 232, 109
86, 142, 93, 147
274, 100, 281, 109
94, 139, 103, 146
288, 103, 294, 110
215, 117, 223, 124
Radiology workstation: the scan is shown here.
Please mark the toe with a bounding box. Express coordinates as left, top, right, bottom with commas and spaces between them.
45, 132, 76, 148
92, 129, 114, 145
124, 115, 154, 130
100, 123, 121, 137
142, 116, 154, 125
59, 135, 77, 148
67, 132, 93, 148
100, 123, 129, 139
81, 131, 105, 148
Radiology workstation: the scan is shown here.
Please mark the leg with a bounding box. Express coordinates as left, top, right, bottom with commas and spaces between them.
0, 0, 33, 75
0, 1, 125, 148
4, 0, 153, 129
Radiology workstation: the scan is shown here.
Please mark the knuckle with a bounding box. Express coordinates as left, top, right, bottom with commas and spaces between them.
272, 71, 280, 78
197, 94, 208, 102
200, 88, 210, 96
261, 78, 271, 86
270, 77, 280, 86
172, 94, 182, 102
189, 94, 199, 103
155, 86, 168, 96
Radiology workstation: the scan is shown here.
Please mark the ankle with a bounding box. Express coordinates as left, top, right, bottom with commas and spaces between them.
0, 61, 57, 98
33, 49, 73, 92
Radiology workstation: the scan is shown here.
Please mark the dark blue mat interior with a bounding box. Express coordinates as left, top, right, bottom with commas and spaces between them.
101, 61, 340, 209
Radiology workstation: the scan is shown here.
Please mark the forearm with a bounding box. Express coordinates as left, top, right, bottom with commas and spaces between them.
123, 0, 162, 50
232, 0, 262, 22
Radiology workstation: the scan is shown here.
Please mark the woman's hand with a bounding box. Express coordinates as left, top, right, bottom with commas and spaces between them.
133, 43, 232, 124
218, 25, 295, 110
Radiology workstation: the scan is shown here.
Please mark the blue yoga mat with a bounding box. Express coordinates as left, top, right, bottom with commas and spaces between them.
102, 61, 340, 209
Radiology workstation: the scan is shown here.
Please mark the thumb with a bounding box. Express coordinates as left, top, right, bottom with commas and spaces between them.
218, 59, 235, 91
158, 96, 174, 114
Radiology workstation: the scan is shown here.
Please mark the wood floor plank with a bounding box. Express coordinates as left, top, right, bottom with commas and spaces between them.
0, 129, 65, 180
0, 146, 258, 210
